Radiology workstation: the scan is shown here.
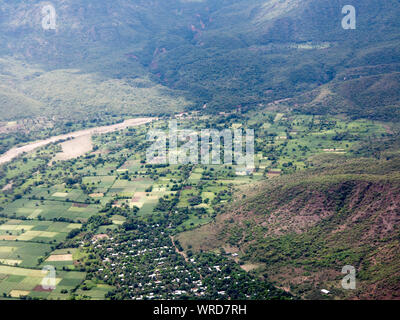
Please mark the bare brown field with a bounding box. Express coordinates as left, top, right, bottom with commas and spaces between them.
267, 172, 281, 178
177, 222, 222, 253
89, 193, 104, 198
46, 254, 73, 262
33, 285, 53, 292
1, 182, 12, 191
92, 234, 109, 241
0, 235, 17, 241
53, 134, 93, 161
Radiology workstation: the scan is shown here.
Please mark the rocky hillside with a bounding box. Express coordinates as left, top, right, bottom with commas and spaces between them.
177, 155, 400, 299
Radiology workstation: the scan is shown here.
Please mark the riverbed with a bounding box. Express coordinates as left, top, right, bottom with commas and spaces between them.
0, 117, 154, 165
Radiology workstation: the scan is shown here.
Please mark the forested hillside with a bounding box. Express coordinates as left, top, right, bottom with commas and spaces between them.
0, 0, 399, 120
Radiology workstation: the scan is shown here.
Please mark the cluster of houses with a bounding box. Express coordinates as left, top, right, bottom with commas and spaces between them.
84, 226, 209, 299
81, 223, 275, 300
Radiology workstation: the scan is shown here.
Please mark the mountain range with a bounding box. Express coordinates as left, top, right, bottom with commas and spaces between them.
0, 0, 399, 120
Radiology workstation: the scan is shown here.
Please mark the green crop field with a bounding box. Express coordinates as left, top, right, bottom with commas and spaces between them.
0, 241, 52, 267
1, 200, 101, 222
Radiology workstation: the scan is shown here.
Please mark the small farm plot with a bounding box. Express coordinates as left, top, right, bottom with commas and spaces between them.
217, 176, 252, 185
177, 188, 201, 208
111, 215, 126, 225
0, 241, 52, 267
96, 224, 119, 233
137, 200, 159, 216
40, 248, 78, 269
50, 189, 90, 203
188, 167, 203, 182
3, 158, 46, 182
201, 191, 216, 204
23, 184, 87, 203
0, 219, 79, 243
82, 175, 116, 194
108, 178, 154, 197
66, 203, 102, 222
274, 113, 285, 122
43, 270, 86, 300
27, 184, 64, 201
92, 162, 120, 176
119, 159, 142, 172
2, 199, 100, 222
75, 282, 114, 300
108, 179, 136, 196
130, 190, 162, 216
180, 213, 212, 230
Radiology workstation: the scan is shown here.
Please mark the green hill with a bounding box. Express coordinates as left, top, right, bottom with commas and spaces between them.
178, 155, 400, 299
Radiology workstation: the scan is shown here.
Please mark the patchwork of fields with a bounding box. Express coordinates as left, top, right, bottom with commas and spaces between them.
0, 110, 389, 299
